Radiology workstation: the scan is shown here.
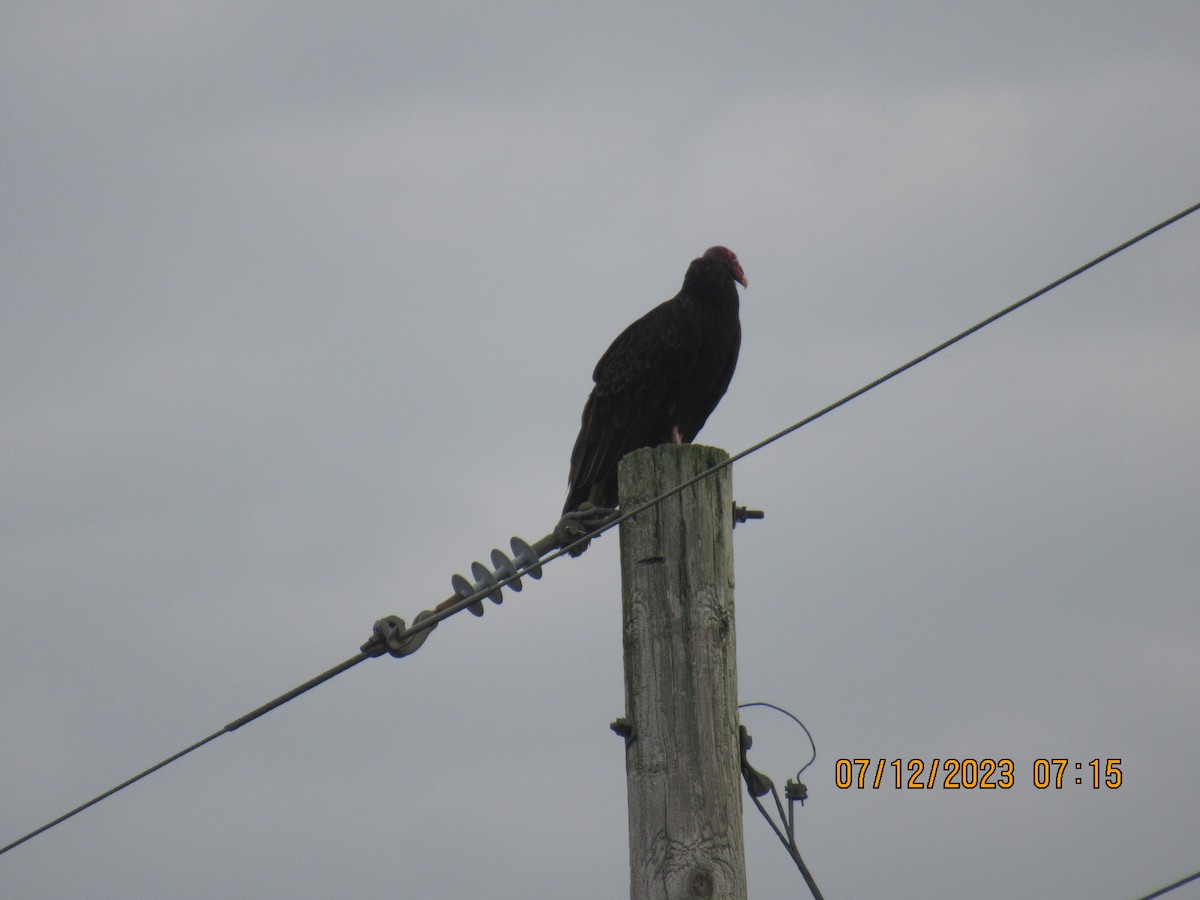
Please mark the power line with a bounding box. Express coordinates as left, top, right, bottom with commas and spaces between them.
0, 731, 225, 857
0, 653, 369, 857
2, 199, 1196, 859
1134, 869, 1200, 900
738, 702, 822, 898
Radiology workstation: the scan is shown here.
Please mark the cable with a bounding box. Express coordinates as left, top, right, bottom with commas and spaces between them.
0, 730, 224, 857
0, 651, 370, 857
2, 200, 1196, 859
1134, 869, 1200, 900
738, 703, 822, 898
739, 700, 817, 779
748, 786, 824, 900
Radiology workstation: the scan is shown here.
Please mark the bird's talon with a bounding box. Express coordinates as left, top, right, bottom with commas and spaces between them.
553, 506, 619, 555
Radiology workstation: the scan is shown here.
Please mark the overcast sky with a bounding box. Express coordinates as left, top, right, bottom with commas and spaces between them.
3, 3, 1199, 898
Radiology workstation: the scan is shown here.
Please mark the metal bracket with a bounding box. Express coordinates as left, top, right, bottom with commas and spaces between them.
733, 502, 765, 527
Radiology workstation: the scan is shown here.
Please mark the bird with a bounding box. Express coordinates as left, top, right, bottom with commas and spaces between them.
562, 246, 745, 522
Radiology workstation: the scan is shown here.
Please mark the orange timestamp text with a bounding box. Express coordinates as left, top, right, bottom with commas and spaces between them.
834, 758, 1123, 790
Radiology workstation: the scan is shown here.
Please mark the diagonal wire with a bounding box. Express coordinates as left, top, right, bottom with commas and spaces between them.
748, 786, 825, 900
0, 652, 369, 857
1133, 869, 1200, 900
0, 730, 226, 857
2, 199, 1196, 859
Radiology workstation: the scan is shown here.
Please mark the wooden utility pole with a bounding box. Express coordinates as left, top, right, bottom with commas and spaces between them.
616, 444, 746, 900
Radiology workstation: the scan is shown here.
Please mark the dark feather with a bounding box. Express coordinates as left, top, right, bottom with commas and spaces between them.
563, 246, 745, 515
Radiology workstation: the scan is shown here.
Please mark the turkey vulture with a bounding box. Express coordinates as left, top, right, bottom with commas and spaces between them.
563, 246, 745, 518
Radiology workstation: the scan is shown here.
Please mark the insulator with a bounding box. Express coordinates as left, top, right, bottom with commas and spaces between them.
471, 561, 504, 605
490, 548, 523, 592
509, 536, 543, 580
449, 534, 546, 620
450, 573, 486, 617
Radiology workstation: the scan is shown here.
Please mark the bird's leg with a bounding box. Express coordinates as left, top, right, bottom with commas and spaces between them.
555, 503, 620, 557
671, 425, 683, 445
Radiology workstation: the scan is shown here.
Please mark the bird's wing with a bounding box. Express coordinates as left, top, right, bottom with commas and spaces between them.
565, 298, 700, 509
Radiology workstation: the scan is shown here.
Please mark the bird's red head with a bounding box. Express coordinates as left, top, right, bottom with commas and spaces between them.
703, 246, 747, 288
